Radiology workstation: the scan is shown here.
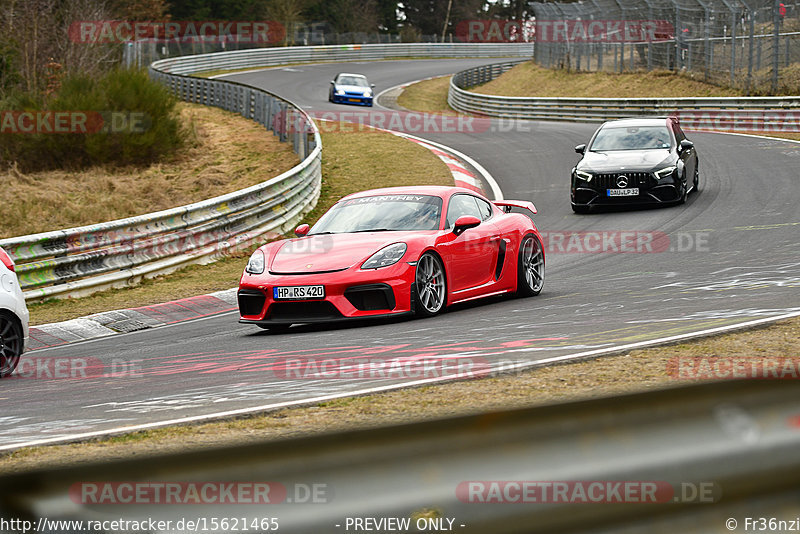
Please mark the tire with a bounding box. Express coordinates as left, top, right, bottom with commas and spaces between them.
692, 162, 700, 193
516, 234, 545, 297
413, 252, 447, 317
571, 204, 590, 214
0, 312, 23, 378
257, 324, 291, 333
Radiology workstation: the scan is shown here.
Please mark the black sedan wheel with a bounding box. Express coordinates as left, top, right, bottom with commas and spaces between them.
0, 313, 22, 378
693, 163, 700, 193
517, 235, 545, 296
414, 253, 446, 317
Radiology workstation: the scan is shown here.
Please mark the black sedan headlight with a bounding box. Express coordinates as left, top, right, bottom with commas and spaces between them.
654, 166, 677, 180
574, 169, 593, 182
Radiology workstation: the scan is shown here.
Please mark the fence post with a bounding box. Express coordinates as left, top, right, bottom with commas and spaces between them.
773, 0, 781, 93
747, 6, 755, 94
731, 9, 737, 87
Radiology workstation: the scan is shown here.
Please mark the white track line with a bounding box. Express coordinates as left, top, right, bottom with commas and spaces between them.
3, 310, 799, 452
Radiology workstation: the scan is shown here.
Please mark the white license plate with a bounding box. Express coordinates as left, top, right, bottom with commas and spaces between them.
607, 188, 640, 197
273, 285, 325, 300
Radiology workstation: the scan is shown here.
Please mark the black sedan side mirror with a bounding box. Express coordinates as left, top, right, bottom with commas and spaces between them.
679, 139, 694, 152
575, 144, 586, 154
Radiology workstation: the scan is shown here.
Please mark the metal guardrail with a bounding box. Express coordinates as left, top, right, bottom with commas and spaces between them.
0, 44, 532, 301
0, 76, 322, 301
449, 60, 800, 125
151, 43, 533, 75
2, 379, 799, 533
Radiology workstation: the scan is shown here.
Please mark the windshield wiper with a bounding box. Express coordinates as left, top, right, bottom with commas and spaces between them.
351, 228, 395, 233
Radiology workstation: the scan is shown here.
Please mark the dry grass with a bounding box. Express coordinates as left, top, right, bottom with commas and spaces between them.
0, 103, 300, 238
397, 76, 460, 113
3, 315, 797, 474
472, 62, 744, 98
26, 123, 454, 326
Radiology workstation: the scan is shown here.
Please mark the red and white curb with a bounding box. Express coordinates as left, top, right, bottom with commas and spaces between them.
404, 136, 485, 195
27, 289, 238, 351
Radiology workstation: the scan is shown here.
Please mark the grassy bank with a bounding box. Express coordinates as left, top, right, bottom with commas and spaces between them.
475, 62, 743, 98
1, 103, 299, 238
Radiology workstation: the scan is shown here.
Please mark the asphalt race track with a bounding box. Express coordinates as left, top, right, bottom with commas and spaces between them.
3, 59, 799, 449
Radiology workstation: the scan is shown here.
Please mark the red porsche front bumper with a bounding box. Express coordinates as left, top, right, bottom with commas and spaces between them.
238, 261, 417, 325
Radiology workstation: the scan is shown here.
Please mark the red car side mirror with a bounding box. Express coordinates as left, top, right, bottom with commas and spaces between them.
453, 215, 481, 235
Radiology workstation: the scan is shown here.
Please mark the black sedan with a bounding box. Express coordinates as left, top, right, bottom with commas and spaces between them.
570, 117, 699, 213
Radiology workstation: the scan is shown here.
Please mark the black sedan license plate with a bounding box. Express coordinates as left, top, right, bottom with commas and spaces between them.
607, 188, 639, 197
273, 285, 325, 300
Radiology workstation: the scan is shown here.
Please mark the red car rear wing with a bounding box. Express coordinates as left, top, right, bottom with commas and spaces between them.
493, 200, 537, 215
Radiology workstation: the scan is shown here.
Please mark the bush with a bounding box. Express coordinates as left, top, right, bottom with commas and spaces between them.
0, 68, 184, 171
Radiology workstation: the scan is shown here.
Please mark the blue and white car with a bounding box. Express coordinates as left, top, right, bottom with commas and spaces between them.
329, 73, 374, 106
0, 247, 28, 378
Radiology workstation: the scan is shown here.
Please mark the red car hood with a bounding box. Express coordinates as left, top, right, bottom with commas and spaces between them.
270, 232, 408, 273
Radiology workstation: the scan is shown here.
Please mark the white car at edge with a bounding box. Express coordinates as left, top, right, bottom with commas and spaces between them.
0, 247, 29, 378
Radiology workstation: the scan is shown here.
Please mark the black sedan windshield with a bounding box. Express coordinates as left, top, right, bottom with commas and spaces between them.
310, 195, 443, 234
590, 126, 672, 151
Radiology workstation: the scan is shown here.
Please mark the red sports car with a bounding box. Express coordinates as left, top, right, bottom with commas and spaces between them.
238, 186, 544, 331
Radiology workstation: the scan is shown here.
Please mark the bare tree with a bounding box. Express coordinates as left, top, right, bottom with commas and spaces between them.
55, 0, 118, 80
1, 0, 120, 97
265, 0, 306, 45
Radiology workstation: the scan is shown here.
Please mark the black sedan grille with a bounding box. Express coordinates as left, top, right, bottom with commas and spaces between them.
592, 172, 655, 190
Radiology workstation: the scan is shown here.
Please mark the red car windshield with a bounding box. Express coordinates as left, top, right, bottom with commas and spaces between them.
309, 195, 443, 234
